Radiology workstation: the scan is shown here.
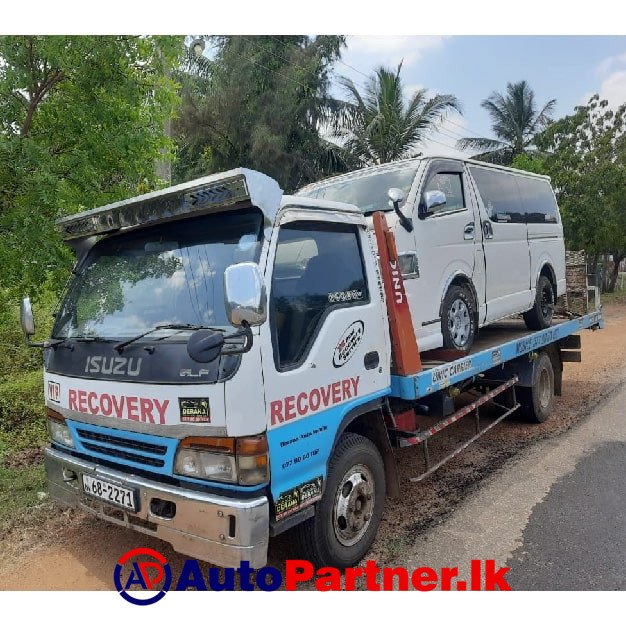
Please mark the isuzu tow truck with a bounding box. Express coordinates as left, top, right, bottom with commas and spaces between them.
20, 168, 603, 568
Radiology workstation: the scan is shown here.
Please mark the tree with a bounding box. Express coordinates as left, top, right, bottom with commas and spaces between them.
0, 35, 183, 305
334, 63, 461, 166
457, 80, 555, 165
534, 95, 626, 292
173, 36, 349, 191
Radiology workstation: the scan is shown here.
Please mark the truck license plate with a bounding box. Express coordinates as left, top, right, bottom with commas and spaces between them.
82, 474, 137, 511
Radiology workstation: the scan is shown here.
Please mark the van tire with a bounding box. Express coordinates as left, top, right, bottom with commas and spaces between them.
292, 433, 385, 568
441, 284, 477, 352
524, 275, 555, 330
516, 352, 555, 423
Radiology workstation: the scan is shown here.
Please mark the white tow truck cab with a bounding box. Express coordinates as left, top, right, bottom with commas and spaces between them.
20, 166, 601, 569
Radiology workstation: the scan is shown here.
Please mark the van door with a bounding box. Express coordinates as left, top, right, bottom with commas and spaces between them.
406, 160, 480, 351
467, 166, 532, 321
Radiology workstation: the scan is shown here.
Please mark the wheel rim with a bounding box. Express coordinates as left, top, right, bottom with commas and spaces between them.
447, 298, 471, 348
332, 464, 375, 547
538, 367, 552, 410
540, 284, 554, 321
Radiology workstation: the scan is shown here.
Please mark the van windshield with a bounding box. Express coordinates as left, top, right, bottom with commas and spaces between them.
52, 208, 264, 340
297, 166, 418, 214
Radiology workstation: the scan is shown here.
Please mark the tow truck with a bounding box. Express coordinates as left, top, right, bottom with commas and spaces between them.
20, 168, 603, 568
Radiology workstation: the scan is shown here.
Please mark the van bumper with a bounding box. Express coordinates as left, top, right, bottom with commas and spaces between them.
44, 446, 269, 568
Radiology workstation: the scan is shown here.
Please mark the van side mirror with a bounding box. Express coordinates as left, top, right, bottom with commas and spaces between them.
224, 263, 267, 328
419, 189, 447, 219
387, 187, 413, 233
20, 296, 35, 337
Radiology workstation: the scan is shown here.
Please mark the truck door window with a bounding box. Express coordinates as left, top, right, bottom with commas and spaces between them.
422, 172, 465, 214
270, 222, 369, 370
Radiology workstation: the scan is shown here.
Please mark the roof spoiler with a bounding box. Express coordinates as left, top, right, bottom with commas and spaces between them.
56, 168, 283, 241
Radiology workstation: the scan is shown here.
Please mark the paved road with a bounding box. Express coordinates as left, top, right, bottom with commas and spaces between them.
402, 380, 626, 590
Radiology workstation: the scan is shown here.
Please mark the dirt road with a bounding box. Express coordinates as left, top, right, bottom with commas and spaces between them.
1, 305, 625, 590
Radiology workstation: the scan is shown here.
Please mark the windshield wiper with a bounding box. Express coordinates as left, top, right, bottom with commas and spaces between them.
114, 324, 222, 353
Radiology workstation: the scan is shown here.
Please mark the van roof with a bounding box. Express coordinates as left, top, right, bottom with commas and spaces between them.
296, 154, 550, 194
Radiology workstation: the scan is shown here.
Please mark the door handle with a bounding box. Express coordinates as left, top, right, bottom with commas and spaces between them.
463, 222, 475, 240
483, 221, 494, 239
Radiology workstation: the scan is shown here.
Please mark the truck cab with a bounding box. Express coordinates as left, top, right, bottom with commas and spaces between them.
34, 169, 392, 568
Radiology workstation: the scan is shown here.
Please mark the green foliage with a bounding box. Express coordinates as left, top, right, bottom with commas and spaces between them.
458, 80, 555, 165
173, 36, 350, 191
535, 95, 626, 291
511, 153, 546, 174
335, 63, 461, 166
0, 370, 45, 433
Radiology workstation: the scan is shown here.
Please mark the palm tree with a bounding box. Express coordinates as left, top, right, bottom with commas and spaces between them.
457, 80, 556, 164
334, 63, 462, 165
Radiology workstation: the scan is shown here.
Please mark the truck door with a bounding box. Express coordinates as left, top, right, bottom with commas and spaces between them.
467, 165, 532, 321
260, 213, 390, 519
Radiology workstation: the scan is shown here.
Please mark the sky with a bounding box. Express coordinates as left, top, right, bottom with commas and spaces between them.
335, 36, 626, 157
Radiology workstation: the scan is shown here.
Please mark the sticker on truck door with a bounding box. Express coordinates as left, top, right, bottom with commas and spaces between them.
332, 321, 364, 367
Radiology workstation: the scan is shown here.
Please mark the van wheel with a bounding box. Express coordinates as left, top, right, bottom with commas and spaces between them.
293, 433, 385, 568
441, 285, 476, 352
524, 275, 554, 330
516, 352, 555, 423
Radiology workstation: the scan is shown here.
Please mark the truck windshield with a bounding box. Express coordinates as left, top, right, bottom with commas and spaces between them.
297, 166, 418, 214
52, 208, 264, 340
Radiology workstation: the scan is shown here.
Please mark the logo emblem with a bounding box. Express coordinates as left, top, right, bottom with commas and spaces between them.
47, 381, 60, 403
332, 321, 364, 368
114, 547, 172, 605
178, 397, 210, 423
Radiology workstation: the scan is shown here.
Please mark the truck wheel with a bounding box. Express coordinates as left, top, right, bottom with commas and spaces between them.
441, 284, 476, 352
517, 352, 555, 423
523, 275, 555, 330
293, 432, 385, 568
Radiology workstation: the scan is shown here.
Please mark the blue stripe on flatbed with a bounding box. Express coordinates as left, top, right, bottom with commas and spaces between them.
390, 309, 604, 401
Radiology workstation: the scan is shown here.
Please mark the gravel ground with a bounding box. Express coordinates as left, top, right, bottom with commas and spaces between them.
1, 304, 624, 590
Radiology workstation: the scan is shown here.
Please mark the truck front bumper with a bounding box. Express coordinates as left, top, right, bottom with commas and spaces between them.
44, 446, 269, 568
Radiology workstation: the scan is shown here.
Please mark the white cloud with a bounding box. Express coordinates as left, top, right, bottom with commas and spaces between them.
420, 112, 474, 158
345, 36, 448, 69
590, 52, 626, 109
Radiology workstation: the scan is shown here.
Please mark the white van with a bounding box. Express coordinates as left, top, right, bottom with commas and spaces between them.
297, 157, 566, 353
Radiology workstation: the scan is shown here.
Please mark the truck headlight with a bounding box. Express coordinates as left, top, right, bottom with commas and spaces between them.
46, 407, 75, 448
174, 435, 269, 485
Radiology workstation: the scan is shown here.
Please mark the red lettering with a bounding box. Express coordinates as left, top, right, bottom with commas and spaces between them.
140, 398, 154, 424
342, 379, 351, 399
99, 394, 113, 417
284, 560, 314, 591
309, 389, 321, 412
383, 567, 409, 591
411, 567, 437, 591
126, 396, 139, 421
320, 385, 332, 407
364, 560, 381, 591
68, 389, 78, 411
314, 567, 342, 591
440, 567, 459, 591
77, 390, 88, 413
284, 396, 296, 421
484, 560, 510, 591
344, 566, 363, 591
350, 376, 360, 397
87, 392, 99, 415
270, 400, 284, 426
331, 381, 341, 404
153, 399, 169, 425
296, 392, 308, 416
111, 395, 125, 418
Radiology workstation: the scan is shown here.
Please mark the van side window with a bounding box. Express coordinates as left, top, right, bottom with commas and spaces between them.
469, 167, 525, 223
270, 222, 369, 370
516, 177, 559, 223
423, 172, 465, 214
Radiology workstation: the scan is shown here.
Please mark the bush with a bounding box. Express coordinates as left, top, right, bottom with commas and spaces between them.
0, 369, 45, 433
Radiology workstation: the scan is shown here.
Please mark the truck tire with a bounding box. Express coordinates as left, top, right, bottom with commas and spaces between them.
517, 352, 555, 423
293, 432, 385, 568
523, 275, 555, 330
441, 284, 477, 352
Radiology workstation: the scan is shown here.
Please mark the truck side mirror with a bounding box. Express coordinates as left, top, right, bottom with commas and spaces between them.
224, 263, 267, 328
418, 189, 447, 219
20, 296, 36, 337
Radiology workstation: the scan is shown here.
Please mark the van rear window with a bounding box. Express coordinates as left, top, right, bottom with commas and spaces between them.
469, 166, 525, 223
516, 177, 559, 223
